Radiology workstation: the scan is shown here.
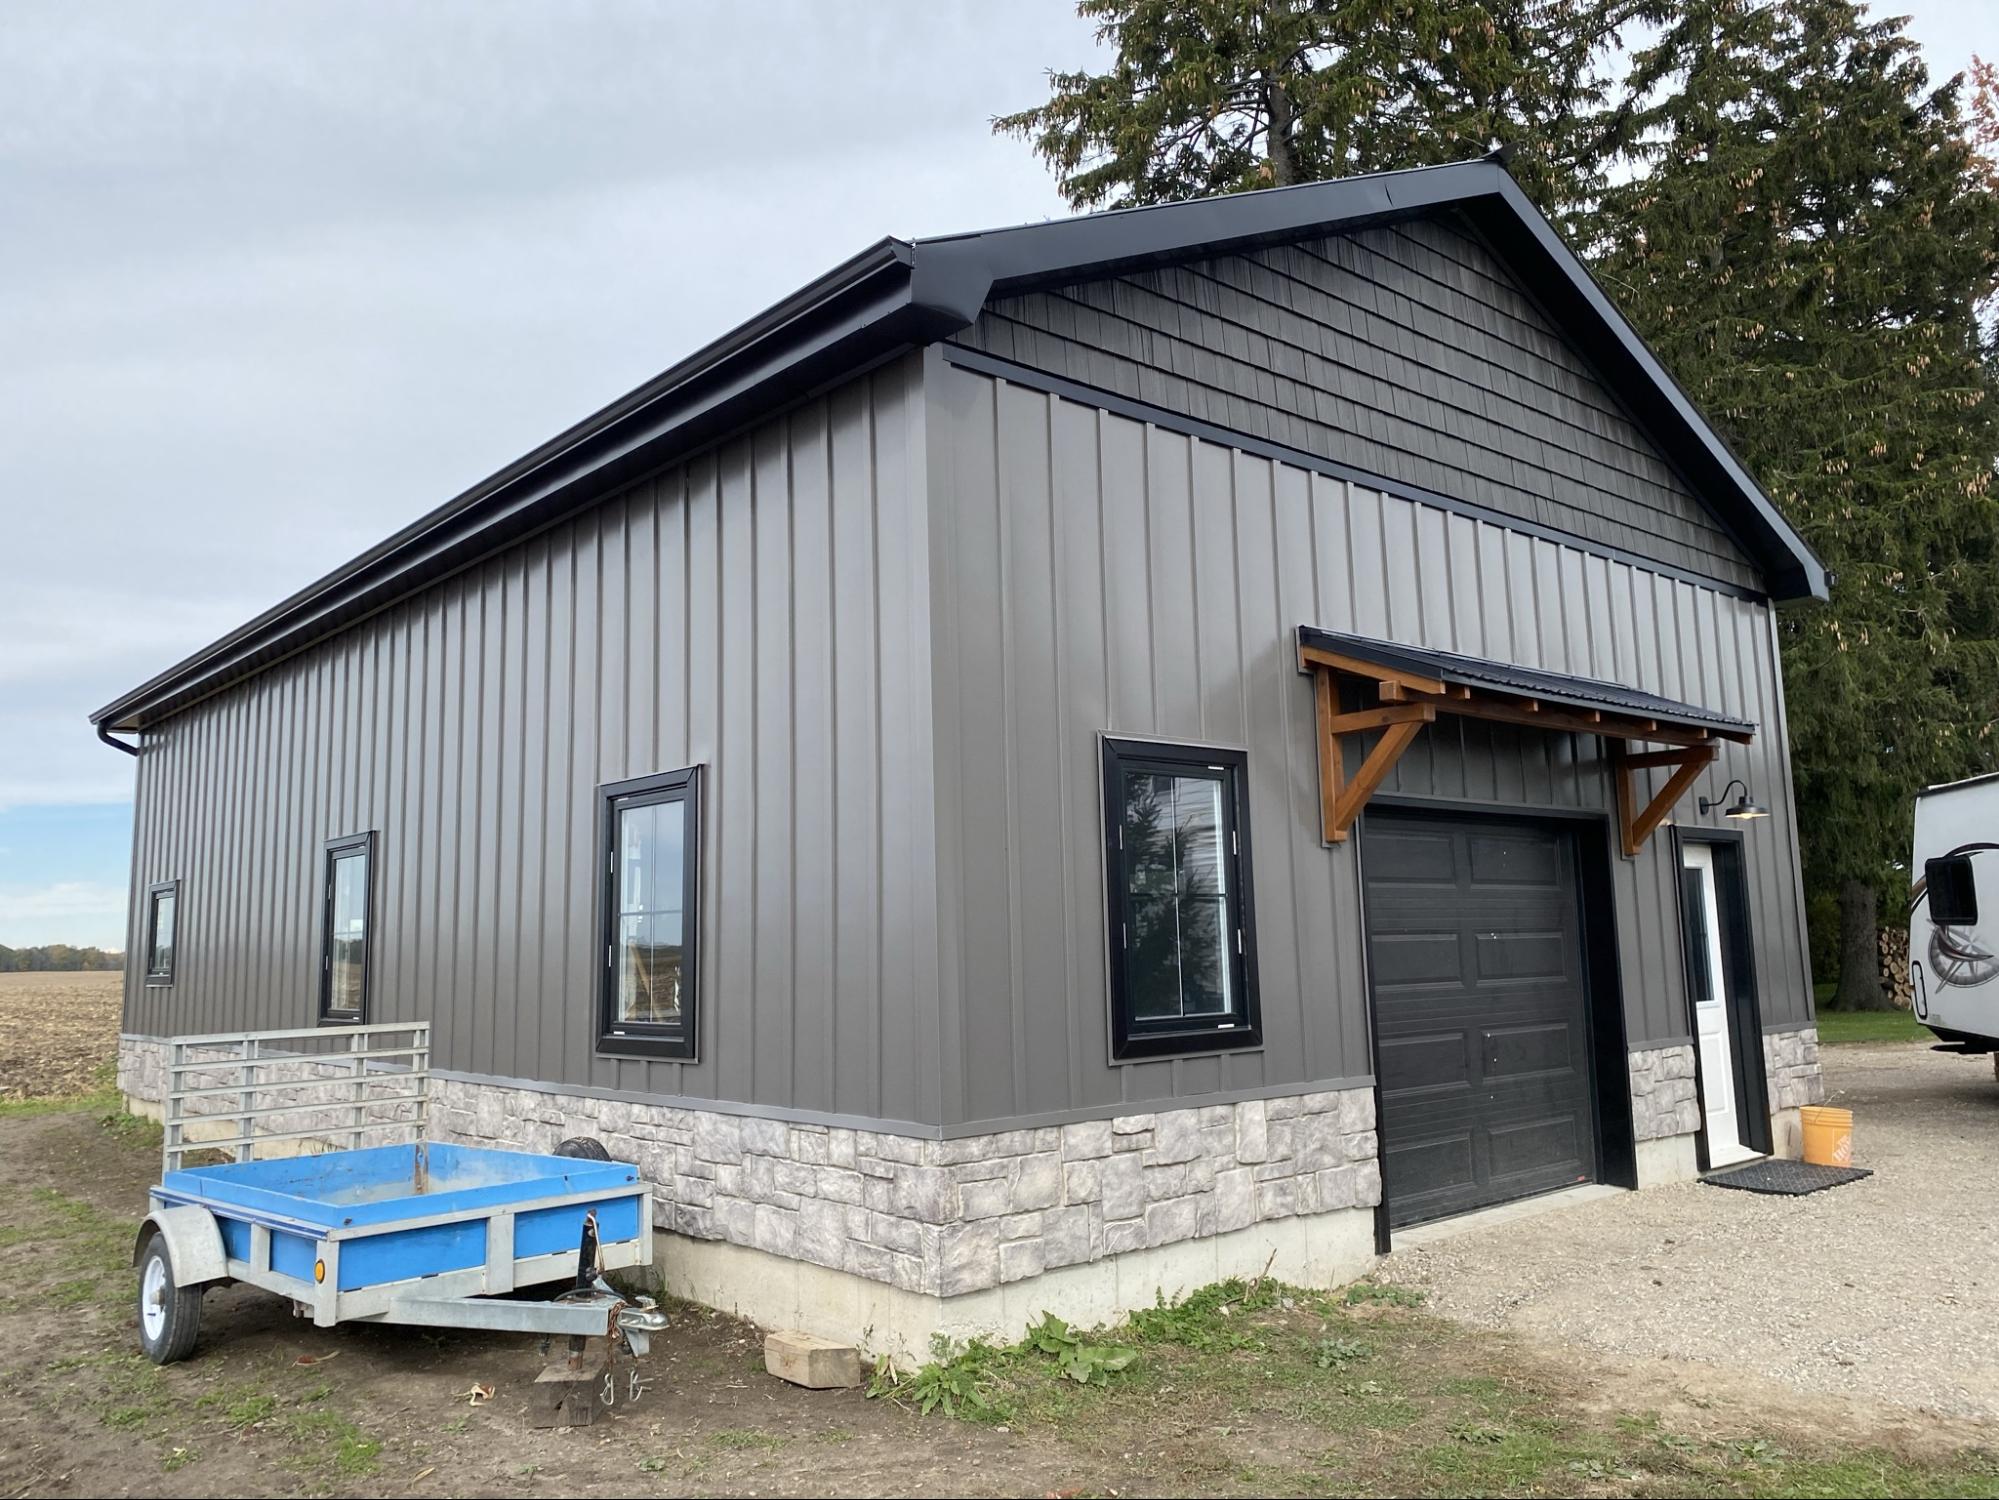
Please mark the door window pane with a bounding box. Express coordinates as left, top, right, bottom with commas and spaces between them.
327, 848, 369, 1016
1680, 866, 1713, 1005
615, 798, 686, 1025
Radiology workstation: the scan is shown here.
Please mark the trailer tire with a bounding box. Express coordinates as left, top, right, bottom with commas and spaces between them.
137, 1236, 202, 1365
556, 1137, 612, 1161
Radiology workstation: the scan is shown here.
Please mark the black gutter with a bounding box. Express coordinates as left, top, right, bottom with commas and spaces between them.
96, 722, 140, 756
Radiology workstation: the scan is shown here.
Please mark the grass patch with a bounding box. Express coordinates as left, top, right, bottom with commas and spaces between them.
192, 1378, 384, 1478
707, 1427, 787, 1451
867, 1276, 1997, 1498
1815, 1009, 1930, 1045
0, 1062, 124, 1118
1344, 1278, 1428, 1308
0, 1183, 140, 1318
1127, 1276, 1285, 1349
199, 1388, 280, 1428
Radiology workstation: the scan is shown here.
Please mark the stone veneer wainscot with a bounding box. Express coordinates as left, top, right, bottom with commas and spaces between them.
1763, 1026, 1825, 1112
423, 1075, 1381, 1299
1627, 1043, 1701, 1142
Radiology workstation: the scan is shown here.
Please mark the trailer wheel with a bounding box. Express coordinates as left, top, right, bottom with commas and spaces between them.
556, 1136, 612, 1161
137, 1236, 202, 1365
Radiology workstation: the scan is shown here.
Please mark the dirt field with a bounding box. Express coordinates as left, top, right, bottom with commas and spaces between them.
0, 977, 1990, 1498
0, 970, 120, 1099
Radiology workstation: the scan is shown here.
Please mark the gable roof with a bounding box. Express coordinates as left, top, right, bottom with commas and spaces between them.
93, 158, 1825, 734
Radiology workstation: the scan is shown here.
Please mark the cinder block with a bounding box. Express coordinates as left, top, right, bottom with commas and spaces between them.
764, 1329, 864, 1389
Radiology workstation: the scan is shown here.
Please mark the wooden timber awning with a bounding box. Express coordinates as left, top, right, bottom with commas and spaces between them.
1297, 626, 1757, 856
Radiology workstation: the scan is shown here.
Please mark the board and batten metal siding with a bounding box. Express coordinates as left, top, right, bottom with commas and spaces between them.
950, 214, 1757, 592
924, 356, 1811, 1132
122, 354, 943, 1129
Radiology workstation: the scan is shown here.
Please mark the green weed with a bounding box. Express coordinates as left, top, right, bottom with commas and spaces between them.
1343, 1280, 1427, 1309
1314, 1334, 1372, 1369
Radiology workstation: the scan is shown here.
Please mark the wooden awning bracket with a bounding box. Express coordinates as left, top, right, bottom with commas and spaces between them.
1302, 645, 1748, 851
1610, 742, 1718, 856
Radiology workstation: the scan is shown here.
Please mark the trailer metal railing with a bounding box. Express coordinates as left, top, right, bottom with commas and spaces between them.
162, 1022, 429, 1174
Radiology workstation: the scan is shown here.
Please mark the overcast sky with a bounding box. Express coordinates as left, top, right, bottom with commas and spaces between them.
1, 1, 1989, 948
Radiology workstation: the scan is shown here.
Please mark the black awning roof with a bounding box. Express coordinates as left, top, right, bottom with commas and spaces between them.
1297, 626, 1755, 738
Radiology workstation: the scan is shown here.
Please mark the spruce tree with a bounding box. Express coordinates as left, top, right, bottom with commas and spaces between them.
995, 0, 1628, 223
1589, 0, 1999, 1007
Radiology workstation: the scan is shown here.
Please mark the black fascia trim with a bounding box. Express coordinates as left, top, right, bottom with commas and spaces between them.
143, 879, 179, 988
318, 831, 376, 1025
596, 766, 702, 1062
945, 343, 1769, 604
93, 244, 941, 732
1102, 737, 1263, 1063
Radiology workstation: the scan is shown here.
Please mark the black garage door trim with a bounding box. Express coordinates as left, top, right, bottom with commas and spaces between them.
1360, 803, 1634, 1236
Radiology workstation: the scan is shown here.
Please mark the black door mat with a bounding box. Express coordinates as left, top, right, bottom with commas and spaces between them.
1702, 1158, 1872, 1195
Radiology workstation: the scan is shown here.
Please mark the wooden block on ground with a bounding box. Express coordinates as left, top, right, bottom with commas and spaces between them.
528, 1352, 613, 1427
764, 1329, 864, 1389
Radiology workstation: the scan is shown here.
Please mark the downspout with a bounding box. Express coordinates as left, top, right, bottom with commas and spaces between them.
96, 722, 140, 756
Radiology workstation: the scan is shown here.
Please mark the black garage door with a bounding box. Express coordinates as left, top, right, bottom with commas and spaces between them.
1362, 811, 1599, 1228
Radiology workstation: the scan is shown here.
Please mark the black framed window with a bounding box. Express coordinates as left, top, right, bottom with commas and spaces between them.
1102, 738, 1260, 1060
143, 880, 179, 987
599, 767, 701, 1059
319, 832, 374, 1024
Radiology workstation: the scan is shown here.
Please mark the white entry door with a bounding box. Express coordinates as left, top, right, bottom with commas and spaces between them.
1681, 844, 1758, 1167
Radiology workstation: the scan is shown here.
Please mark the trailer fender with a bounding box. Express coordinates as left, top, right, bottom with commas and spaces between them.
133, 1205, 229, 1287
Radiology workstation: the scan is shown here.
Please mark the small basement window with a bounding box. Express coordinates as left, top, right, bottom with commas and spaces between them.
143, 881, 179, 987
320, 832, 374, 1024
599, 767, 701, 1060
1102, 738, 1261, 1061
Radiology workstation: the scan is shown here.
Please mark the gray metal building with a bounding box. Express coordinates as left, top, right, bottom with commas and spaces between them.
100, 161, 1828, 1345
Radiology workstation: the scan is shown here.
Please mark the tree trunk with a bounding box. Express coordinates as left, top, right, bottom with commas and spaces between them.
1833, 877, 1888, 1010
1265, 76, 1299, 186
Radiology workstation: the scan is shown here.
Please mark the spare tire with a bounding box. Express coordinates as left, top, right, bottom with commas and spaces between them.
555, 1136, 612, 1161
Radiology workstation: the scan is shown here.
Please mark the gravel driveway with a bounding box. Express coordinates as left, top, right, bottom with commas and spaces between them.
1381, 1040, 1999, 1421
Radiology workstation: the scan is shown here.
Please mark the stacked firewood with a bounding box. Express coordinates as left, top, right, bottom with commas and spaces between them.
1878, 926, 1913, 1010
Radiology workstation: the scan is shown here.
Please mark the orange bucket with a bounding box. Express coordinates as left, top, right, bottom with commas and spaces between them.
1800, 1105, 1853, 1167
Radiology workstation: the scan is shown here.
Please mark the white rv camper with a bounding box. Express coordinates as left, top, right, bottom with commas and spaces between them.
1909, 772, 1999, 1066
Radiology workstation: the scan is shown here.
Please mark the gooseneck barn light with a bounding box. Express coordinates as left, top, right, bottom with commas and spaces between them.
1698, 779, 1769, 821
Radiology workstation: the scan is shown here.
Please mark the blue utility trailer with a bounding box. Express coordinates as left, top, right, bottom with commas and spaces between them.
133, 1023, 664, 1390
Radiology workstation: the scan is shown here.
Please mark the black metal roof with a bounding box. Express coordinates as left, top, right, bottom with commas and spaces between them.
94, 158, 1824, 732
1297, 626, 1757, 736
